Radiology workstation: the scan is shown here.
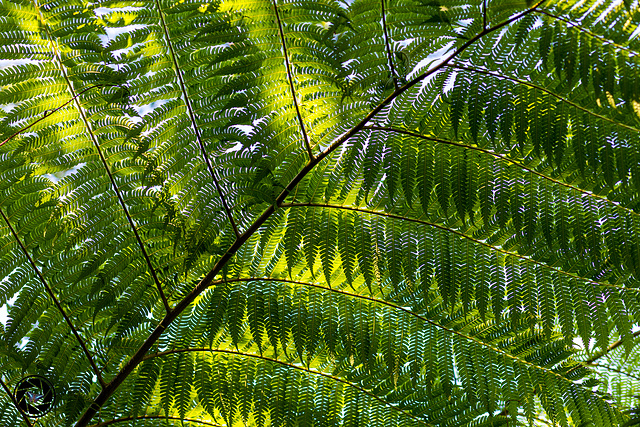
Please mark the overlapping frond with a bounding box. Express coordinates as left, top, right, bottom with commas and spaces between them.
0, 0, 639, 426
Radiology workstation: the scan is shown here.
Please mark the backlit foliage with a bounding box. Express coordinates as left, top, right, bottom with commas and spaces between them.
0, 0, 639, 425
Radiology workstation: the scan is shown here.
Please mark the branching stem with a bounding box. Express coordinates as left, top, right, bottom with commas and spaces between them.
272, 0, 315, 160
33, 0, 171, 313
381, 0, 398, 90
0, 376, 33, 427
311, 0, 546, 168
154, 0, 240, 239
0, 84, 116, 148
73, 3, 546, 424
536, 9, 639, 57
0, 208, 105, 388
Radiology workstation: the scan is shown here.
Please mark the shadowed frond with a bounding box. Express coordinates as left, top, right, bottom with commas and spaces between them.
0, 0, 639, 426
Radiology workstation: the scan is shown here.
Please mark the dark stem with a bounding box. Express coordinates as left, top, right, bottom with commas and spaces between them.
482, 0, 487, 30
272, 0, 315, 160
585, 329, 640, 364
73, 3, 546, 424
0, 84, 115, 148
381, 0, 399, 90
0, 376, 33, 427
536, 9, 638, 57
587, 362, 640, 382
0, 208, 105, 388
153, 0, 240, 239
33, 0, 171, 313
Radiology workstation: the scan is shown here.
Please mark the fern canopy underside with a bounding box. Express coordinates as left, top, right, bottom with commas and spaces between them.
0, 0, 640, 425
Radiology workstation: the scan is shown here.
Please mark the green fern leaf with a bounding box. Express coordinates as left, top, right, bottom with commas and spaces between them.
355, 214, 375, 292
284, 207, 304, 277
1, 1, 636, 425
227, 283, 246, 349
514, 84, 530, 151
205, 281, 231, 345
539, 23, 553, 68
498, 80, 514, 146
450, 72, 469, 138
291, 286, 309, 362
451, 147, 469, 222
247, 283, 267, 354
468, 73, 485, 144
579, 32, 591, 91
435, 144, 451, 215
417, 141, 435, 215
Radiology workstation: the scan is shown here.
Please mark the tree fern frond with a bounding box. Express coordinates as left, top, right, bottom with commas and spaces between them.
1, 0, 638, 425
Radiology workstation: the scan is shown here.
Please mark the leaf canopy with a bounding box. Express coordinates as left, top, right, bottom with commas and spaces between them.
1, 0, 640, 426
